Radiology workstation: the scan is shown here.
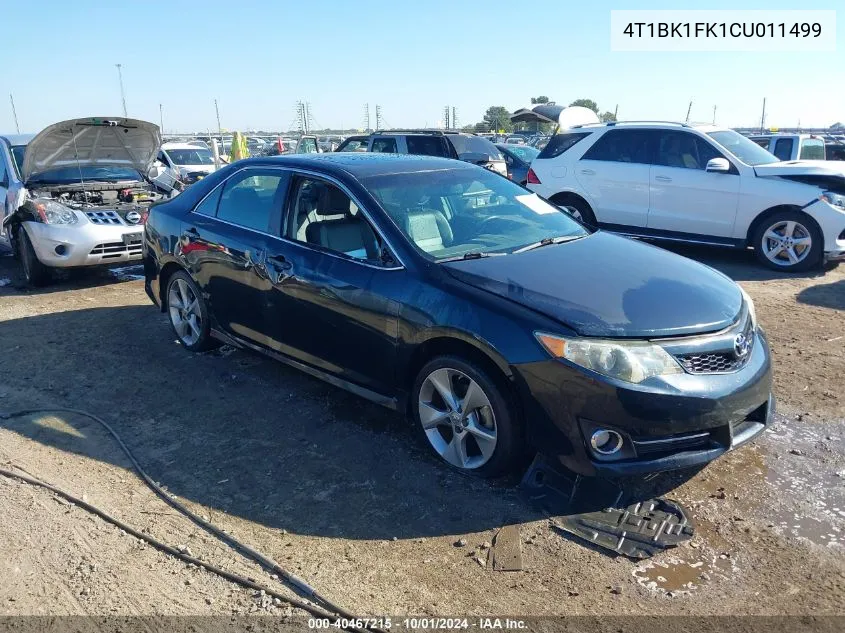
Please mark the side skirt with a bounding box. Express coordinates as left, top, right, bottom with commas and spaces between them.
598, 223, 746, 249
210, 328, 401, 412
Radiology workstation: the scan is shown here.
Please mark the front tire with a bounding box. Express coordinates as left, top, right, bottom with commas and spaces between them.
553, 196, 596, 227
411, 355, 522, 478
18, 229, 52, 287
752, 211, 822, 272
166, 271, 219, 352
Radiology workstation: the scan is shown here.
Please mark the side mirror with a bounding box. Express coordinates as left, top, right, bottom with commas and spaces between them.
705, 157, 731, 173
458, 152, 490, 164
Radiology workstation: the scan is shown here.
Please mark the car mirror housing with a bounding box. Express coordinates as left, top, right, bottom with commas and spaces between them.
705, 157, 731, 173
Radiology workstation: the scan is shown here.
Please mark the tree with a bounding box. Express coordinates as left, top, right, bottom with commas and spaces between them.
600, 111, 617, 122
482, 106, 513, 133
569, 99, 599, 114
530, 96, 551, 105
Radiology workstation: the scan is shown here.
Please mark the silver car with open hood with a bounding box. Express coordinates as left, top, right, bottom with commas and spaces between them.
0, 117, 167, 286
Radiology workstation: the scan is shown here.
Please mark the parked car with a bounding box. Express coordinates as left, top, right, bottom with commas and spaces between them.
748, 133, 827, 161
1, 117, 167, 286
504, 136, 526, 145
496, 143, 540, 185
144, 153, 773, 478
527, 121, 845, 272
335, 130, 507, 177
158, 142, 218, 185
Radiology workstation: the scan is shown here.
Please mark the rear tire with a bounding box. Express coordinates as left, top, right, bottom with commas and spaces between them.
752, 211, 822, 272
411, 355, 522, 478
165, 271, 219, 352
553, 196, 596, 227
18, 229, 52, 287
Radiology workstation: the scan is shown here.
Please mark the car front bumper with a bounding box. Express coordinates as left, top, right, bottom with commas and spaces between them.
512, 327, 774, 477
24, 220, 144, 268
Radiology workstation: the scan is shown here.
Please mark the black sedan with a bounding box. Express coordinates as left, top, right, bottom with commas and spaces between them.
143, 154, 774, 478
496, 143, 540, 185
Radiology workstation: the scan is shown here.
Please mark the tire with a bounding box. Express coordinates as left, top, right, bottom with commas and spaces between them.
18, 228, 52, 287
553, 196, 596, 227
165, 271, 219, 352
752, 210, 823, 272
411, 355, 523, 478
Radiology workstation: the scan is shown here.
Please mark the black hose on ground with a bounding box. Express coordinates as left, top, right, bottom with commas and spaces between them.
0, 408, 383, 632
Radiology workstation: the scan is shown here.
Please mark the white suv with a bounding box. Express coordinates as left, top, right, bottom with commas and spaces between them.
527, 121, 845, 272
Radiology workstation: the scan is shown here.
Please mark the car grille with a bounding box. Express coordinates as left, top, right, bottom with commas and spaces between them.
90, 242, 142, 259
675, 318, 755, 375
85, 210, 124, 225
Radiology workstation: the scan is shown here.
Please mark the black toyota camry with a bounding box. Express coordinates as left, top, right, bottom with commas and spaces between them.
144, 153, 774, 478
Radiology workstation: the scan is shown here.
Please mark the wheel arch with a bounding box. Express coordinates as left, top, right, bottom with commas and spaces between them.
746, 204, 823, 247
157, 259, 190, 311
549, 190, 593, 212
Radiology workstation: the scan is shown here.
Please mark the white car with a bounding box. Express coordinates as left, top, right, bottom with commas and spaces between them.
0, 117, 167, 286
747, 133, 827, 161
527, 121, 845, 271
158, 142, 218, 185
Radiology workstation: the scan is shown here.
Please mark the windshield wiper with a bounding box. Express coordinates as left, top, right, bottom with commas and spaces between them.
437, 251, 507, 263
512, 235, 585, 254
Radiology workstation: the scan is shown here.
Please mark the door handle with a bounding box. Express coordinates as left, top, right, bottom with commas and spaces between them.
579, 169, 595, 175
267, 254, 292, 270
654, 175, 672, 182
184, 226, 199, 236
266, 254, 293, 284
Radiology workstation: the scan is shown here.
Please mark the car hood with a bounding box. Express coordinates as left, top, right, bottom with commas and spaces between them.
754, 160, 845, 178
443, 232, 743, 338
22, 117, 160, 183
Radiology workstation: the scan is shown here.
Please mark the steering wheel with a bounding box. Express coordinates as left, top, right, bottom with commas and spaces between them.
477, 215, 517, 232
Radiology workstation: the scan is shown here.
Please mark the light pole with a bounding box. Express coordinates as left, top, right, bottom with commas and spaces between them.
159, 103, 164, 133
115, 64, 127, 117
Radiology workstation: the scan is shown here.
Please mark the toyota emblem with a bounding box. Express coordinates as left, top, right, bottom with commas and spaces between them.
125, 211, 141, 225
733, 333, 751, 359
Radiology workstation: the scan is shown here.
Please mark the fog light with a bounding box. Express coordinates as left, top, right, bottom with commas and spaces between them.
54, 244, 67, 256
590, 429, 623, 455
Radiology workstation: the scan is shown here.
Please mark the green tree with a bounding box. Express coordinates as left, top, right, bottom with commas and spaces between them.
482, 106, 513, 133
599, 111, 617, 122
569, 99, 599, 114
530, 95, 551, 104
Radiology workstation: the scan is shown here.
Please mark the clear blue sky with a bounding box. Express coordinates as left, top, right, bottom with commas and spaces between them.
4, 0, 842, 133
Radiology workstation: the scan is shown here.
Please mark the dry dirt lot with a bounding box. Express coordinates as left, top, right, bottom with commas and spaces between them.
0, 245, 843, 622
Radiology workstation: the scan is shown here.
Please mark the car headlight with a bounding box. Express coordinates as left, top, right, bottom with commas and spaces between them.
821, 191, 845, 210
535, 332, 682, 384
739, 287, 757, 328
34, 200, 78, 225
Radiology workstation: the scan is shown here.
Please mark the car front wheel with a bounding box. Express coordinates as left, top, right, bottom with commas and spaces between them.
753, 211, 822, 272
18, 229, 52, 287
166, 271, 218, 352
412, 356, 522, 478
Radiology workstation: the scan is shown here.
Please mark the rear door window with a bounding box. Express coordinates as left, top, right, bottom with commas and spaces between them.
773, 138, 794, 161
371, 137, 398, 153
406, 135, 450, 157
215, 169, 289, 233
336, 138, 369, 152
581, 129, 653, 164
799, 138, 826, 160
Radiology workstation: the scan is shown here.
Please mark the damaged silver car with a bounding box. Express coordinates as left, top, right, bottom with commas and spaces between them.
0, 117, 170, 286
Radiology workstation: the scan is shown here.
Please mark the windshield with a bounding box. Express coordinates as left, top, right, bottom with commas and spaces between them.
447, 135, 504, 160
707, 130, 779, 166
504, 145, 540, 163
27, 165, 142, 185
165, 148, 215, 165
11, 145, 26, 178
363, 166, 587, 261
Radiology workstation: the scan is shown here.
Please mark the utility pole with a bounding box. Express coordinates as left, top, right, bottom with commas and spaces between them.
214, 99, 222, 137
685, 100, 693, 123
9, 94, 20, 133
443, 106, 450, 129
614, 104, 618, 119
452, 107, 457, 130
375, 104, 382, 130
363, 103, 370, 132
712, 105, 717, 124
159, 103, 164, 133
759, 97, 767, 133
115, 64, 127, 117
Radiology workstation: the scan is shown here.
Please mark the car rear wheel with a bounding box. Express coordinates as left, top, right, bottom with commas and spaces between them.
166, 271, 218, 352
554, 197, 596, 227
18, 229, 52, 287
412, 356, 522, 478
753, 211, 822, 272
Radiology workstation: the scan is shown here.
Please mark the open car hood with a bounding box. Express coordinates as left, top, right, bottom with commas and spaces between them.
753, 160, 845, 178
22, 117, 161, 183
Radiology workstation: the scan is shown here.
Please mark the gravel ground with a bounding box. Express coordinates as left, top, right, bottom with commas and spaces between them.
0, 245, 843, 619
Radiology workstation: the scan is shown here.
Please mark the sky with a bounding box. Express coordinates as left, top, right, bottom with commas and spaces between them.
4, 0, 842, 134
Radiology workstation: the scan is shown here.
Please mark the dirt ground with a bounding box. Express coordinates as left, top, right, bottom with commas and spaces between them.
0, 245, 843, 621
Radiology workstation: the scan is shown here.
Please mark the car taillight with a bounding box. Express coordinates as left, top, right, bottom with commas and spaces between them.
526, 168, 541, 185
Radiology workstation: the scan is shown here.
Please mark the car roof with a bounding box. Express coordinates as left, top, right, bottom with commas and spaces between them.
235, 152, 468, 178
1, 133, 36, 146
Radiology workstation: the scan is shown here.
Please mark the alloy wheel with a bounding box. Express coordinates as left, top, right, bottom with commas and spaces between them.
168, 278, 202, 346
417, 367, 497, 469
559, 205, 583, 222
761, 220, 812, 267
